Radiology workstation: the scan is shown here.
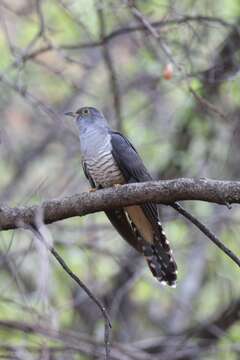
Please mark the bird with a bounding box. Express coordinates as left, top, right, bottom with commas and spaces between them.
65, 107, 177, 287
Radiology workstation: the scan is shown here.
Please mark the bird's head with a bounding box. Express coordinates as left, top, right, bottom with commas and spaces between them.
65, 106, 107, 131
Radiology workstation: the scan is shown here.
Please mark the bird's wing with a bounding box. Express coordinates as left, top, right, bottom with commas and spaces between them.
82, 160, 96, 188
110, 131, 177, 286
110, 131, 158, 225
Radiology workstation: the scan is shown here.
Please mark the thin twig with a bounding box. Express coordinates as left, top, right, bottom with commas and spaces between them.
189, 87, 226, 120
127, 1, 182, 71
31, 226, 112, 360
171, 202, 240, 267
97, 4, 123, 132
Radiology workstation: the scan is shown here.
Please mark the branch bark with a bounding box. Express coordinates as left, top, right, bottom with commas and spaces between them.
0, 178, 240, 231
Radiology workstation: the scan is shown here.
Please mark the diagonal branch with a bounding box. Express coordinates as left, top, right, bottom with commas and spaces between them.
171, 203, 240, 268
31, 226, 111, 360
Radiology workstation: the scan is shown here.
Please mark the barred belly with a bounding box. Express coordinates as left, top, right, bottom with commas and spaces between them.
86, 150, 125, 188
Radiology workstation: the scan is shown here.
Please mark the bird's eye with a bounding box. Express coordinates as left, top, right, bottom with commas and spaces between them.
82, 108, 90, 115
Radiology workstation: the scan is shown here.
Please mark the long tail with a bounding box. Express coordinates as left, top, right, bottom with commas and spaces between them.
132, 221, 178, 287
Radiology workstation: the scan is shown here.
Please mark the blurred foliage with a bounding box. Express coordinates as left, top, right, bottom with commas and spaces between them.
0, 0, 240, 359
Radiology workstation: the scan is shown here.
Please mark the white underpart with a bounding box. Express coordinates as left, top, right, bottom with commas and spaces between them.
87, 150, 124, 187
81, 130, 124, 187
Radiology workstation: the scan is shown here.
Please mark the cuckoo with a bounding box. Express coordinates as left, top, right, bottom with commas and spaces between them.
65, 107, 177, 286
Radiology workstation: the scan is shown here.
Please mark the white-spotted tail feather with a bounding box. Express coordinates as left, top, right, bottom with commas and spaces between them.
129, 215, 177, 286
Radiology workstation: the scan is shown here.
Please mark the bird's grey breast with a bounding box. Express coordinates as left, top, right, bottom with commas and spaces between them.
80, 127, 124, 187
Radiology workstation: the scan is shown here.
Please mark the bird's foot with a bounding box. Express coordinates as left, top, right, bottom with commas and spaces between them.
88, 188, 97, 193
113, 184, 122, 189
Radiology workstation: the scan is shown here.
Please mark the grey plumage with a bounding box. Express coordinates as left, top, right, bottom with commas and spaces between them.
77, 109, 124, 187
66, 106, 178, 287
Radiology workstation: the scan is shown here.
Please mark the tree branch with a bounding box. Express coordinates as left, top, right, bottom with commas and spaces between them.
1, 178, 240, 268
0, 178, 240, 232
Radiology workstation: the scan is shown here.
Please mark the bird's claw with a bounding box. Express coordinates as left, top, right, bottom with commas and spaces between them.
113, 184, 122, 189
88, 188, 97, 193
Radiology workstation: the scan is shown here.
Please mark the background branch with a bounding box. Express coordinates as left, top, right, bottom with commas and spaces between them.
1, 3, 240, 358
31, 226, 111, 360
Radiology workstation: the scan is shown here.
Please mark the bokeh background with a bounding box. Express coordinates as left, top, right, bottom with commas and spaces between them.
0, 0, 240, 359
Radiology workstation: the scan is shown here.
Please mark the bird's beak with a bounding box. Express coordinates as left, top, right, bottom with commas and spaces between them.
64, 111, 76, 118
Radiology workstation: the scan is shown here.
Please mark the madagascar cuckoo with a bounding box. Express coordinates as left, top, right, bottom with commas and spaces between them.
65, 107, 177, 286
